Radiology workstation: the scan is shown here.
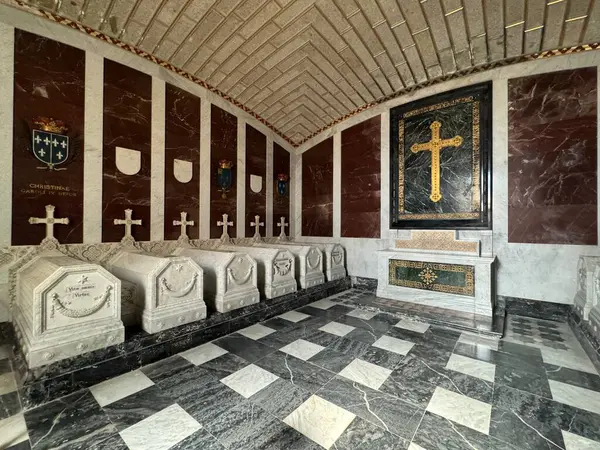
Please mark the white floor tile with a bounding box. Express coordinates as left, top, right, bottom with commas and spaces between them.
280, 339, 325, 361
0, 371, 17, 396
279, 311, 311, 322
0, 413, 28, 448
562, 430, 600, 450
445, 354, 496, 383
426, 387, 492, 435
457, 333, 499, 351
120, 404, 201, 450
284, 395, 355, 449
549, 380, 600, 415
237, 324, 276, 340
541, 348, 598, 375
394, 319, 430, 333
220, 364, 279, 398
338, 358, 392, 390
408, 443, 428, 450
310, 299, 337, 310
90, 369, 154, 407
179, 342, 228, 366
319, 321, 356, 337
346, 309, 378, 320
372, 335, 414, 356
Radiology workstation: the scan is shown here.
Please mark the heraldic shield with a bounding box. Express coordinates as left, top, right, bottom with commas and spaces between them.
32, 129, 69, 168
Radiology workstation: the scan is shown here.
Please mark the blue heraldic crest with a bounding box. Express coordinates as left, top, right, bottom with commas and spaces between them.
32, 129, 69, 169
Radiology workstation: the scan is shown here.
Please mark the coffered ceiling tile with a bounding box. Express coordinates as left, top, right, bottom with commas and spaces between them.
484, 0, 505, 60
438, 47, 457, 73
239, 44, 277, 72
504, 0, 525, 24
454, 49, 472, 70
185, 0, 218, 18
140, 21, 169, 53
403, 45, 428, 83
262, 37, 306, 71
235, 0, 269, 20
128, 0, 162, 27
524, 0, 546, 30
463, 0, 486, 37
215, 0, 245, 16
157, 0, 188, 24
241, 65, 268, 87
155, 39, 178, 60
413, 31, 441, 69
427, 65, 443, 79
205, 15, 243, 51
209, 71, 229, 86
229, 84, 247, 98
273, 0, 314, 27
441, 0, 463, 12
238, 1, 281, 38
543, 1, 567, 50
246, 87, 273, 108
470, 34, 488, 65
398, 0, 429, 32
445, 10, 470, 52
562, 0, 592, 47
524, 28, 543, 54
239, 22, 280, 54
237, 85, 261, 103
255, 68, 283, 89
375, 53, 403, 92
217, 69, 246, 92
505, 23, 525, 58
82, 0, 109, 29
57, 0, 85, 21
314, 0, 350, 34
585, 1, 600, 42
218, 49, 250, 74
122, 20, 146, 46
348, 11, 385, 56
422, 0, 452, 51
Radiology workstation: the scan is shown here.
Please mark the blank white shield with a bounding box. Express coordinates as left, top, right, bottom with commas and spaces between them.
250, 174, 263, 193
115, 147, 141, 175
174, 159, 193, 183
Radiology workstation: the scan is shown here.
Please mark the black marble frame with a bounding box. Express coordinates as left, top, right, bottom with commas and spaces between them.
10, 277, 351, 410
389, 82, 492, 229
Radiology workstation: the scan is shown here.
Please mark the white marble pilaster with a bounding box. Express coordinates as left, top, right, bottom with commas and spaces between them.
380, 111, 391, 240
265, 138, 274, 237
199, 101, 211, 239
237, 120, 246, 238
150, 79, 165, 241
333, 131, 341, 238
83, 52, 103, 243
0, 23, 14, 247
291, 152, 302, 239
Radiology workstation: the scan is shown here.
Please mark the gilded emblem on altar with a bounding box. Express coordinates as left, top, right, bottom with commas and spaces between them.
32, 117, 70, 170
389, 259, 475, 297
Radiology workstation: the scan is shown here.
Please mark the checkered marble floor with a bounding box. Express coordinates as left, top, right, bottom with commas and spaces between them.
2, 289, 600, 449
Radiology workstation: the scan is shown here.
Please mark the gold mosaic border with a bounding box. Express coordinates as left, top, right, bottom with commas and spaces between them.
389, 259, 475, 296
7, 0, 600, 147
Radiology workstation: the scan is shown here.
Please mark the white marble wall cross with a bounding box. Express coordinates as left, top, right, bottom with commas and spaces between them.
28, 205, 69, 243
250, 215, 264, 240
174, 212, 195, 240
217, 214, 233, 241
114, 209, 142, 241
278, 216, 289, 239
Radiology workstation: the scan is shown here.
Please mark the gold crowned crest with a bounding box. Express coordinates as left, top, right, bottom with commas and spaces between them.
218, 159, 233, 169
33, 117, 69, 134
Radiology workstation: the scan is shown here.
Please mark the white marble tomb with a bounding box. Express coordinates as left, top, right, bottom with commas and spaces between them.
574, 256, 600, 321
107, 251, 206, 333
254, 243, 324, 289
13, 251, 124, 368
173, 248, 259, 313
587, 261, 600, 334
285, 242, 346, 282
218, 245, 297, 299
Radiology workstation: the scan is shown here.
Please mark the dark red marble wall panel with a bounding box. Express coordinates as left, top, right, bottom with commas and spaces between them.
210, 105, 237, 238
302, 138, 333, 237
12, 30, 85, 246
164, 84, 200, 240
273, 143, 290, 235
245, 125, 266, 237
102, 59, 152, 243
508, 67, 597, 245
341, 116, 381, 238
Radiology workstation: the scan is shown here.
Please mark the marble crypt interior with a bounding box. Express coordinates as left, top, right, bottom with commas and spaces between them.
1, 0, 600, 449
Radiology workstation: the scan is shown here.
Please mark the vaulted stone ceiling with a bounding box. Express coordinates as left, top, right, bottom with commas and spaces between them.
11, 0, 600, 145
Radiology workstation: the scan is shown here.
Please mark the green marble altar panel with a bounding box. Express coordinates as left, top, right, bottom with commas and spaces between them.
389, 259, 475, 297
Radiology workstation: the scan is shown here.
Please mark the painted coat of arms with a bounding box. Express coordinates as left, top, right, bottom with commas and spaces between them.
32, 117, 69, 170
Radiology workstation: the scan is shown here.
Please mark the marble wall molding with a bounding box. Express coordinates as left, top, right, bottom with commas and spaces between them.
265, 138, 274, 237
0, 22, 14, 248
237, 120, 246, 239
151, 78, 166, 242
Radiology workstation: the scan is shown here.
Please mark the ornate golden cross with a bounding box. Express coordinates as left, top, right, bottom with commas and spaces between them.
410, 121, 463, 202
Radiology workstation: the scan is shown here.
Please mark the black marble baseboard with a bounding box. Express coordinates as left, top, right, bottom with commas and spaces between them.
13, 277, 351, 410
495, 295, 571, 322
351, 276, 378, 292
569, 309, 600, 374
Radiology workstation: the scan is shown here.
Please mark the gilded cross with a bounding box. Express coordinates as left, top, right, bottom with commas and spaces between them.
173, 211, 195, 240
410, 120, 463, 202
277, 216, 289, 239
28, 205, 69, 242
250, 215, 264, 240
114, 209, 142, 241
217, 214, 233, 241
